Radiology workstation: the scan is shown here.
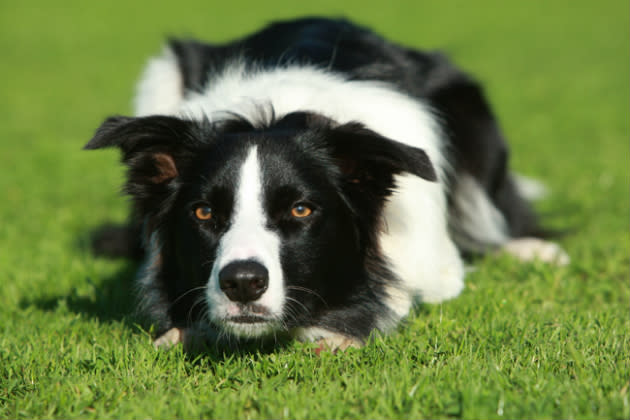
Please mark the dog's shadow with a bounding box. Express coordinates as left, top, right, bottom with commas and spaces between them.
21, 259, 140, 327
21, 223, 145, 330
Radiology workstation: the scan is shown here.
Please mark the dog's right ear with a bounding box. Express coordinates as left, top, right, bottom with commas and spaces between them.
85, 115, 201, 214
85, 115, 200, 178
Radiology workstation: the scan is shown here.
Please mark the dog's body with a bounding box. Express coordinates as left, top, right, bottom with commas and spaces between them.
87, 18, 567, 350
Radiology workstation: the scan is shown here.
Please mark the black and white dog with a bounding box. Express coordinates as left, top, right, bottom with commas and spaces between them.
86, 17, 568, 351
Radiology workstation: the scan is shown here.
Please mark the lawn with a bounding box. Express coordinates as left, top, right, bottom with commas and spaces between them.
1, 1, 628, 419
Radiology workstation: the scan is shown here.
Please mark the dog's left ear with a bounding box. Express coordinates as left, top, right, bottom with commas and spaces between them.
326, 122, 438, 188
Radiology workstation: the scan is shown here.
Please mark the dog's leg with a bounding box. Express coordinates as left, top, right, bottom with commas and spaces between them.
500, 237, 570, 266
314, 335, 362, 354
153, 325, 223, 353
294, 327, 363, 354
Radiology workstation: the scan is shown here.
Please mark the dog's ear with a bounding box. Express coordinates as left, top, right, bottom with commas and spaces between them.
85, 115, 200, 183
326, 122, 437, 191
323, 122, 439, 249
85, 115, 201, 214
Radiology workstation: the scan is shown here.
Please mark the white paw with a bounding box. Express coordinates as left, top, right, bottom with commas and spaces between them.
500, 238, 570, 266
153, 327, 184, 349
294, 327, 362, 353
314, 335, 362, 354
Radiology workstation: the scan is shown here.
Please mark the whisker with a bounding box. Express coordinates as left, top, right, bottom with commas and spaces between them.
168, 285, 208, 310
187, 294, 208, 325
283, 297, 311, 330
285, 296, 310, 317
286, 286, 328, 307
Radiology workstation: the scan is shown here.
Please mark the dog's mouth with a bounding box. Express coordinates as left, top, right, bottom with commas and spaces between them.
219, 303, 279, 336
227, 314, 269, 324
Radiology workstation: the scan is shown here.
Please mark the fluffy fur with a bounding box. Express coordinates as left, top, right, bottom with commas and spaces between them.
86, 17, 568, 351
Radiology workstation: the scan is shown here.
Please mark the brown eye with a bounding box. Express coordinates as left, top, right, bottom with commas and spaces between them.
291, 204, 312, 218
194, 206, 213, 221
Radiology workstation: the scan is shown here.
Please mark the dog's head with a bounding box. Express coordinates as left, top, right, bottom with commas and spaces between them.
85, 112, 437, 337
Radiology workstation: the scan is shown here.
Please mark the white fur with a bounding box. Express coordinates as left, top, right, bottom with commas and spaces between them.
136, 52, 466, 322
293, 327, 362, 351
206, 147, 285, 336
134, 47, 184, 117
178, 63, 449, 181
153, 327, 183, 348
513, 174, 548, 201
380, 175, 464, 306
501, 237, 570, 265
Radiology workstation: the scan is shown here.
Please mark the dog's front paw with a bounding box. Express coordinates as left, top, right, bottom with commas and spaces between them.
501, 238, 570, 266
153, 327, 185, 349
314, 335, 362, 355
295, 327, 363, 354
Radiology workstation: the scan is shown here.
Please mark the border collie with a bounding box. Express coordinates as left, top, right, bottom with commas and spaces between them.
86, 17, 568, 351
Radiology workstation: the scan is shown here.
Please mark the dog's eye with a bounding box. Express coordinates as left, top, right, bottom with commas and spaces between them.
194, 206, 213, 221
291, 204, 313, 218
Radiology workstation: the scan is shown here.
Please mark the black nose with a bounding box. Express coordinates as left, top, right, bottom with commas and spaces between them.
218, 260, 269, 303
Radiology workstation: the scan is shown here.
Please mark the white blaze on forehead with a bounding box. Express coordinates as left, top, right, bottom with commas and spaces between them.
218, 146, 276, 263
206, 146, 285, 326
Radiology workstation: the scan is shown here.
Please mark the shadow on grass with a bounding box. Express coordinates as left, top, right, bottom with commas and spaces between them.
20, 223, 142, 330
20, 249, 294, 362
20, 260, 140, 328
183, 332, 296, 363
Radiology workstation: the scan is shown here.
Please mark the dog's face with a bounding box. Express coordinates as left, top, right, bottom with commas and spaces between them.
86, 112, 437, 337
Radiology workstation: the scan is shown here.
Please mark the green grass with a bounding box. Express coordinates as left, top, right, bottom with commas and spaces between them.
1, 0, 628, 418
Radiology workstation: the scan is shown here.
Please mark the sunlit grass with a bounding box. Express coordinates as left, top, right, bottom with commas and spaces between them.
1, 1, 628, 418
